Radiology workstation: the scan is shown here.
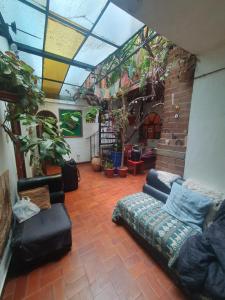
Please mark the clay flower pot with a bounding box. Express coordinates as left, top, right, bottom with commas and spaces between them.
91, 156, 101, 172
104, 168, 114, 178
118, 166, 128, 178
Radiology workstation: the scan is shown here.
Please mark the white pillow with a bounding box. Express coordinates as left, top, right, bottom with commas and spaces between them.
183, 179, 225, 228
157, 170, 181, 188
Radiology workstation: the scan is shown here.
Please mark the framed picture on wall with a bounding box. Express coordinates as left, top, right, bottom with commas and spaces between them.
59, 109, 83, 138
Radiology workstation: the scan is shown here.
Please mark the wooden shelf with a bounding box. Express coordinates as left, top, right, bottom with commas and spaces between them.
0, 91, 18, 103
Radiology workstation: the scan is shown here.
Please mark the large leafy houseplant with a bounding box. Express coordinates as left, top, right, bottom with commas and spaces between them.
0, 51, 44, 111
18, 114, 71, 175
0, 51, 70, 175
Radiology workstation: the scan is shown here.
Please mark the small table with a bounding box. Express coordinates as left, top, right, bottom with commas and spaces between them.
127, 160, 144, 176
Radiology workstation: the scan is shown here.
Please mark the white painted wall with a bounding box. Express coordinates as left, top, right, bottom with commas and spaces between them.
112, 0, 225, 55
0, 36, 17, 296
184, 43, 225, 192
39, 99, 99, 163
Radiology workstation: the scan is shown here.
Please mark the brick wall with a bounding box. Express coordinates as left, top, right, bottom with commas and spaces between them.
155, 47, 196, 176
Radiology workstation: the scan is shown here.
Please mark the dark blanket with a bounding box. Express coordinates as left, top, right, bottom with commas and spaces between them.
177, 200, 225, 299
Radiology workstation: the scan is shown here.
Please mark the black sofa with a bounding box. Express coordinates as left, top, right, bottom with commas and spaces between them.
11, 174, 72, 268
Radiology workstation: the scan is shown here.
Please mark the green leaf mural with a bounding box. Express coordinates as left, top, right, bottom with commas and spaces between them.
59, 109, 82, 137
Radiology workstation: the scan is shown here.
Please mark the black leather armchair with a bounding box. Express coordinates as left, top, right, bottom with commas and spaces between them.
18, 174, 65, 204
12, 174, 72, 268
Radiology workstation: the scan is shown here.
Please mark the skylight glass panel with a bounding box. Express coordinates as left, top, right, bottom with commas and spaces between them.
43, 59, 69, 81
74, 36, 116, 66
26, 0, 46, 8
64, 66, 90, 86
60, 84, 79, 98
0, 0, 45, 49
45, 18, 85, 58
19, 52, 42, 78
49, 0, 108, 30
43, 80, 62, 96
92, 2, 144, 46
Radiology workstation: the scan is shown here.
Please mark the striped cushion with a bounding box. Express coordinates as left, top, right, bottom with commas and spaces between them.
19, 185, 51, 210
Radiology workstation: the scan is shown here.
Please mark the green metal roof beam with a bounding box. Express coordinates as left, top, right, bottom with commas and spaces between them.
16, 42, 95, 71
92, 32, 158, 87
41, 77, 80, 87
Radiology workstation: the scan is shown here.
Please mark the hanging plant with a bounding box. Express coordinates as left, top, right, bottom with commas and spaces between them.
85, 107, 99, 123
0, 51, 44, 113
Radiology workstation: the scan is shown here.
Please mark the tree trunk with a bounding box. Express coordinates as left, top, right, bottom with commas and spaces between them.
120, 94, 126, 168
11, 120, 27, 179
120, 129, 125, 168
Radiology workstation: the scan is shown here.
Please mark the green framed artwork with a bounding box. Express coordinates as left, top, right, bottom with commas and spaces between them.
59, 109, 82, 138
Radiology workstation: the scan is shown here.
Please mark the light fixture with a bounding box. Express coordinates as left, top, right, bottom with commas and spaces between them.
10, 43, 18, 52
171, 93, 180, 119
10, 42, 19, 59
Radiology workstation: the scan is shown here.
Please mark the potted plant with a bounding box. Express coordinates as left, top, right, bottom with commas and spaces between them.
16, 113, 71, 176
91, 156, 101, 172
0, 51, 44, 108
111, 136, 122, 169
0, 51, 71, 176
85, 107, 99, 123
104, 160, 115, 178
111, 92, 129, 177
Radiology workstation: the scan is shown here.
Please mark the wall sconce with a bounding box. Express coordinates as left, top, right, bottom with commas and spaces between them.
10, 42, 19, 59
171, 93, 180, 119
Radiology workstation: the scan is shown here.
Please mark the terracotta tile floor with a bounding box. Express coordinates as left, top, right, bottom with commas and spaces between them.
2, 164, 187, 300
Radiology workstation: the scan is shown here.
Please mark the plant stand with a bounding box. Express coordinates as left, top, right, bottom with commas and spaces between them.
127, 160, 144, 176
0, 90, 18, 103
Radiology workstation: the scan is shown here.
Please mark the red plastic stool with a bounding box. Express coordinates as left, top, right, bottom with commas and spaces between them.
127, 160, 144, 176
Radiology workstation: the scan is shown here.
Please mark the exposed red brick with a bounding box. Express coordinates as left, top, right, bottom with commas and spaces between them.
156, 47, 195, 176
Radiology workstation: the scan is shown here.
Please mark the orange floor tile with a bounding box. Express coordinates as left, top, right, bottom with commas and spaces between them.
2, 164, 187, 300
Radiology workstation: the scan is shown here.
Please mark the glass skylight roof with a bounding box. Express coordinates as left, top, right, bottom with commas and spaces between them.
60, 84, 79, 99
64, 66, 90, 86
49, 0, 108, 30
43, 59, 69, 82
45, 19, 85, 58
19, 52, 42, 78
0, 0, 45, 49
0, 0, 144, 98
74, 36, 117, 66
92, 3, 144, 46
26, 0, 47, 9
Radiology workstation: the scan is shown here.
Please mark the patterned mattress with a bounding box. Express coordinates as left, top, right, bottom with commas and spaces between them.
112, 192, 198, 267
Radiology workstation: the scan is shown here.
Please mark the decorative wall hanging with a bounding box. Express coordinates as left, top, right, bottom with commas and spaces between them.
0, 170, 12, 257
